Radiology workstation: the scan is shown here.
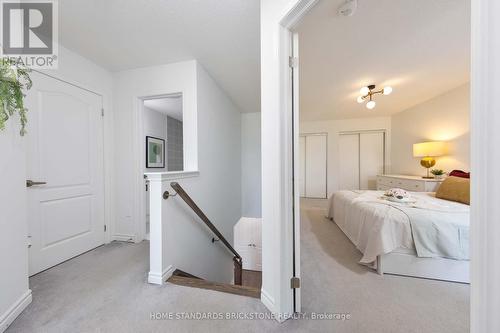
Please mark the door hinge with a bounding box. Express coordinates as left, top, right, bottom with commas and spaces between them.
104, 225, 107, 232
101, 108, 104, 117
289, 56, 298, 68
291, 277, 300, 289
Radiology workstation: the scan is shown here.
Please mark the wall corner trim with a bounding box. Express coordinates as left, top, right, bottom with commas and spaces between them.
260, 288, 276, 313
148, 265, 174, 285
0, 289, 32, 333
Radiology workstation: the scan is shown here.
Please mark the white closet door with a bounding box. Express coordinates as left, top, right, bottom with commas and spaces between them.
305, 134, 327, 198
360, 132, 385, 190
338, 134, 360, 190
299, 136, 306, 197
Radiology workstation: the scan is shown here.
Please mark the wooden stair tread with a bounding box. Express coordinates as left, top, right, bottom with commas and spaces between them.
167, 275, 261, 298
172, 269, 203, 280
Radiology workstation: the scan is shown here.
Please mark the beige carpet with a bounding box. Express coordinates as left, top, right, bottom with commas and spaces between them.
7, 199, 469, 332
296, 198, 469, 333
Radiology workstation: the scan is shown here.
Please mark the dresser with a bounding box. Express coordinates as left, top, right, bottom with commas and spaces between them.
377, 174, 444, 192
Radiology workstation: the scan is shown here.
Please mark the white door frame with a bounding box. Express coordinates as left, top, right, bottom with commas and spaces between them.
260, 0, 319, 319
271, 0, 500, 330
133, 92, 184, 243
31, 70, 112, 244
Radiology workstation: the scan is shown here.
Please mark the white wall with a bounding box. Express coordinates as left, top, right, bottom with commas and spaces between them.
0, 118, 30, 332
116, 60, 242, 282
143, 107, 168, 173
391, 84, 470, 176
300, 117, 391, 197
195, 61, 242, 246
0, 45, 113, 331
470, 1, 500, 330
112, 60, 198, 240
241, 112, 262, 218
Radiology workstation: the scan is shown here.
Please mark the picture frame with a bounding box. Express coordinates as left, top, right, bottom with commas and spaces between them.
146, 136, 165, 168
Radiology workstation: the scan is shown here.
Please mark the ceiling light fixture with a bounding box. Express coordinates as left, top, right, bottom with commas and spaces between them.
356, 84, 392, 110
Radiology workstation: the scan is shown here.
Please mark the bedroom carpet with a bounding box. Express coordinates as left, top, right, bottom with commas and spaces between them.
7, 199, 469, 333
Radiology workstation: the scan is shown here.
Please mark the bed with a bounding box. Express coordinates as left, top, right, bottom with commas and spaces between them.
328, 190, 470, 283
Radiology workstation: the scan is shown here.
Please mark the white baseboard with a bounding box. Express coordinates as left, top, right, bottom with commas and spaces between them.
260, 288, 276, 314
112, 234, 137, 243
148, 265, 174, 285
0, 290, 32, 333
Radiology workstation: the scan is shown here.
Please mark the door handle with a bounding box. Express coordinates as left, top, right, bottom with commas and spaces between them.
26, 180, 47, 187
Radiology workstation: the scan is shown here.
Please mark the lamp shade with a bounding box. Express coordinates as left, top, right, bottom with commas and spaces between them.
413, 141, 447, 157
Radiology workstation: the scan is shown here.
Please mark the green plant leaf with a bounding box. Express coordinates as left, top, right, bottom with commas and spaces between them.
0, 59, 31, 135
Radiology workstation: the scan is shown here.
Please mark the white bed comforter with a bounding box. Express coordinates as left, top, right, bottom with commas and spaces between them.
328, 190, 470, 264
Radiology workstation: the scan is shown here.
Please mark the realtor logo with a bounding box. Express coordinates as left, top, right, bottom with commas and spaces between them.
1, 0, 58, 68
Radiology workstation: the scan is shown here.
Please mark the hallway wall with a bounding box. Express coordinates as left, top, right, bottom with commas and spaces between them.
0, 45, 113, 331
0, 117, 29, 332
113, 60, 198, 241
241, 112, 262, 218
114, 61, 242, 282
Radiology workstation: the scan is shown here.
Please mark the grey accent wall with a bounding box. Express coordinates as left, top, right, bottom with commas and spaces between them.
167, 116, 184, 171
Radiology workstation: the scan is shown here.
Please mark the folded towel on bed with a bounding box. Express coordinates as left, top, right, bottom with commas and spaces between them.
392, 204, 469, 260
354, 192, 469, 260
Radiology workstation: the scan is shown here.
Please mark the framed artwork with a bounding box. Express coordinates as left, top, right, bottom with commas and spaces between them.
146, 136, 165, 168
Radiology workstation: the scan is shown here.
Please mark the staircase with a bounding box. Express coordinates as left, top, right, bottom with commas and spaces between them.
164, 183, 261, 298
167, 269, 261, 298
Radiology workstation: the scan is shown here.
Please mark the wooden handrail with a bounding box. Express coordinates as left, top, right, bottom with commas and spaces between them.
170, 182, 242, 285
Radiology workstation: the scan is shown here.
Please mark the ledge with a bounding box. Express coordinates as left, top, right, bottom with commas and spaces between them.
144, 170, 200, 182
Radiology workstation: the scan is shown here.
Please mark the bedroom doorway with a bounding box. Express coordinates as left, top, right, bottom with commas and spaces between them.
287, 0, 471, 330
140, 94, 184, 241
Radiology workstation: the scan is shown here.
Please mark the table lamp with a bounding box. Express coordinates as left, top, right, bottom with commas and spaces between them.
413, 141, 447, 179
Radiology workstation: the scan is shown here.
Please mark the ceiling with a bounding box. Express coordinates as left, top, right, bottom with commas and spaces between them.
58, 0, 260, 113
144, 96, 183, 121
295, 0, 470, 121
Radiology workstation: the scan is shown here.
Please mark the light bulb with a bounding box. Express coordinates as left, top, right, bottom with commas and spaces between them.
383, 86, 393, 95
356, 96, 364, 104
359, 86, 370, 95
366, 100, 376, 109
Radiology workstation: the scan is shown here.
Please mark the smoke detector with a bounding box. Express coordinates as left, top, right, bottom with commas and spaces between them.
338, 0, 357, 17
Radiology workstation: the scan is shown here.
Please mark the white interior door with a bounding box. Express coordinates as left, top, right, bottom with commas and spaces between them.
299, 136, 306, 197
338, 133, 360, 190
304, 134, 327, 198
25, 72, 105, 275
360, 132, 385, 190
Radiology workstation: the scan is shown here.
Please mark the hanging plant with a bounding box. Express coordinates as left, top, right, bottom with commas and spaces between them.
0, 60, 32, 136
